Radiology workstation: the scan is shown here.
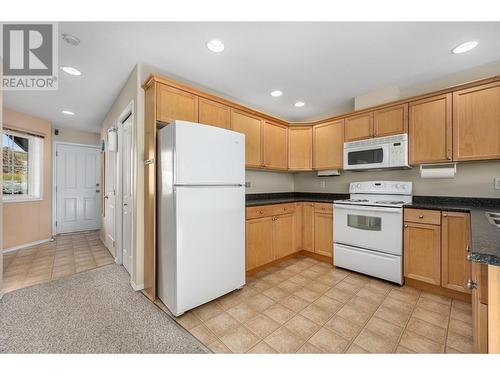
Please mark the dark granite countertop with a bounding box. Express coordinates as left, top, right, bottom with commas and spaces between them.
404, 196, 500, 267
245, 192, 349, 207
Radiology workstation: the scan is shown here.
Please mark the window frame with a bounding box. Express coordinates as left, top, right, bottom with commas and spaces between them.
2, 128, 44, 203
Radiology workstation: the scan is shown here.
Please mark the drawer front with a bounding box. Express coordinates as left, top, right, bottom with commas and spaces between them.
246, 205, 274, 220
314, 202, 333, 214
404, 208, 441, 225
272, 203, 296, 216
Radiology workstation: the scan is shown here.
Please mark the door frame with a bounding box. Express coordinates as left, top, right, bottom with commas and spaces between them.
115, 100, 136, 282
52, 141, 101, 236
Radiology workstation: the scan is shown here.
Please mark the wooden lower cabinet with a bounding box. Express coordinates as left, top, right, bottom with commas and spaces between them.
404, 208, 472, 297
314, 210, 333, 258
441, 211, 472, 293
404, 222, 442, 285
302, 203, 315, 252
274, 213, 295, 259
472, 262, 488, 353
294, 203, 303, 251
245, 216, 274, 271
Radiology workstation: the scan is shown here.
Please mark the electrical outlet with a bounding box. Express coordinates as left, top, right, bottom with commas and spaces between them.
494, 177, 500, 190
245, 181, 251, 188
319, 180, 327, 189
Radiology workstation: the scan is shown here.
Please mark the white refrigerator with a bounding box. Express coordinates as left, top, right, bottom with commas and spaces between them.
157, 120, 246, 316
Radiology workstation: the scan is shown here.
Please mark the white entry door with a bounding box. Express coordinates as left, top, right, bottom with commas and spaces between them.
56, 144, 101, 234
120, 116, 133, 274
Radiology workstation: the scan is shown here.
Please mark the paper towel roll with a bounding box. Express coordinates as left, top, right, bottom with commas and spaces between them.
420, 164, 456, 179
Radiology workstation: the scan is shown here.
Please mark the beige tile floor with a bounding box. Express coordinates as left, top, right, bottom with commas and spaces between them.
175, 256, 473, 354
2, 230, 114, 293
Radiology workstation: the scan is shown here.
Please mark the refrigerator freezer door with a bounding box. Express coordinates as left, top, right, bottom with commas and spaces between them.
174, 185, 245, 315
174, 121, 245, 185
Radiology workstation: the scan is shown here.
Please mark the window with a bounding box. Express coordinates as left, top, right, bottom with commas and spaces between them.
2, 129, 43, 201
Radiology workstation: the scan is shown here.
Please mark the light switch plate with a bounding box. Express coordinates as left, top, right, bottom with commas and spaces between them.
495, 177, 500, 190
245, 181, 251, 188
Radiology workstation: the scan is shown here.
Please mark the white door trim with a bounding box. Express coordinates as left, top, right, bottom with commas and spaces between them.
52, 141, 101, 236
115, 100, 136, 282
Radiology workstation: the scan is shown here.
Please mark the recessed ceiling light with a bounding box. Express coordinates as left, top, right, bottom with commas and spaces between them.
271, 90, 283, 97
207, 39, 224, 53
62, 110, 75, 116
60, 66, 82, 76
294, 101, 305, 107
452, 41, 478, 54
62, 33, 80, 46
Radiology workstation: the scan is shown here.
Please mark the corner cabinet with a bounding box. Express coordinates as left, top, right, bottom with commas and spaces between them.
453, 82, 500, 161
263, 121, 288, 170
198, 97, 231, 129
312, 120, 344, 170
409, 93, 452, 164
288, 126, 312, 170
231, 109, 263, 168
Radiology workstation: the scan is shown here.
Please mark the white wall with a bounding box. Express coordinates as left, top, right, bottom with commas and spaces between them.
54, 128, 100, 145
294, 161, 500, 198
245, 170, 294, 194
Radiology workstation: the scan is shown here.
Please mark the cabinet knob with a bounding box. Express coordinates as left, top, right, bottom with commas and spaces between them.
259, 210, 263, 214
418, 215, 424, 219
443, 213, 448, 217
466, 279, 477, 290
404, 224, 408, 228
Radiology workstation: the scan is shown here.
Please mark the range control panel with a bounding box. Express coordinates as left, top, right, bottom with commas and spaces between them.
349, 181, 413, 195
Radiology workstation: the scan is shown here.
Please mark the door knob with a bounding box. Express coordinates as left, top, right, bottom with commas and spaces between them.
104, 195, 109, 199
123, 203, 128, 206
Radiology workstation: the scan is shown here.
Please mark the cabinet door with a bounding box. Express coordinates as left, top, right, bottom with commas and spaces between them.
263, 121, 288, 170
409, 94, 452, 164
441, 211, 472, 293
231, 109, 263, 168
314, 211, 333, 258
472, 262, 488, 353
157, 84, 198, 123
302, 203, 315, 252
404, 222, 441, 285
198, 98, 230, 129
288, 126, 312, 170
295, 203, 303, 251
274, 213, 295, 259
246, 216, 274, 271
453, 82, 500, 161
344, 112, 373, 142
374, 103, 408, 137
313, 120, 344, 169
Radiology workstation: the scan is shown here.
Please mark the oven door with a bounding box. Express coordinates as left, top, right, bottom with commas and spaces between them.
343, 143, 389, 170
333, 204, 403, 255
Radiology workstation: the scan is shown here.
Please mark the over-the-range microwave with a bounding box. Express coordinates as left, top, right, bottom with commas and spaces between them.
343, 134, 409, 171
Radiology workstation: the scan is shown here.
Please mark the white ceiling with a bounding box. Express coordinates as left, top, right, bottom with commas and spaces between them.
4, 22, 500, 133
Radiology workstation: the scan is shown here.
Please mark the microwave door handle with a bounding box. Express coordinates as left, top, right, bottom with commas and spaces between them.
334, 204, 402, 213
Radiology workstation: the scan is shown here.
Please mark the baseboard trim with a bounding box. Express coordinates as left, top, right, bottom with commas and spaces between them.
404, 277, 471, 303
2, 238, 53, 253
131, 280, 144, 291
298, 250, 333, 264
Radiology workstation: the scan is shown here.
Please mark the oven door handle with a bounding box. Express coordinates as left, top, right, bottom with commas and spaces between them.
334, 204, 402, 214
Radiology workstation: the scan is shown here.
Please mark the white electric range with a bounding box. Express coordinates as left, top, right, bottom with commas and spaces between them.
333, 181, 413, 285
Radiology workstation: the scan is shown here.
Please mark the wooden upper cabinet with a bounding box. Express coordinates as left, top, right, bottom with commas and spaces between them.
373, 103, 408, 137
404, 222, 441, 285
409, 94, 452, 164
313, 120, 344, 170
231, 109, 263, 168
157, 84, 198, 123
263, 121, 288, 170
344, 112, 373, 142
453, 82, 500, 161
288, 126, 312, 170
441, 211, 471, 294
198, 98, 231, 129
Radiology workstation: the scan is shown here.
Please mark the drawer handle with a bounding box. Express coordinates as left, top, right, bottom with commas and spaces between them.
259, 210, 263, 214
284, 208, 288, 211
418, 215, 424, 219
